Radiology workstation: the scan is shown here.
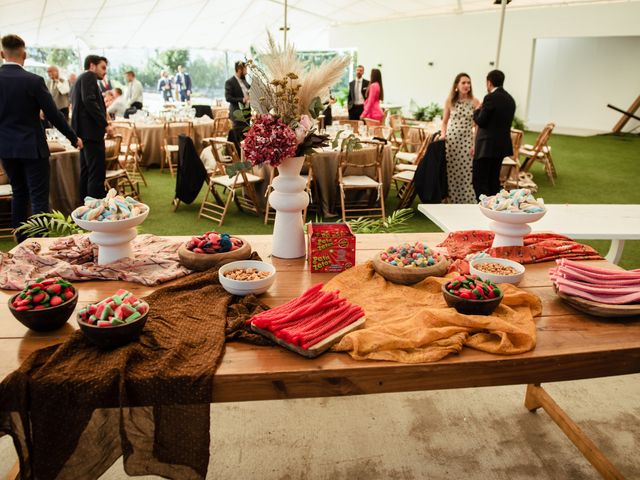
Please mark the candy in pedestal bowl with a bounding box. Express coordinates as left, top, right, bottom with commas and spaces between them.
372, 241, 450, 285
77, 289, 149, 349
177, 231, 252, 271
72, 189, 149, 265
8, 277, 78, 331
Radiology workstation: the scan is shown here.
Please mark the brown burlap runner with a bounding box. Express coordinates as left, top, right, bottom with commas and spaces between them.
0, 263, 269, 479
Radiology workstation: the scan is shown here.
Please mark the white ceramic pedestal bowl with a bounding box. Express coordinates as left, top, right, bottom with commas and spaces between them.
73, 208, 149, 265
479, 206, 546, 248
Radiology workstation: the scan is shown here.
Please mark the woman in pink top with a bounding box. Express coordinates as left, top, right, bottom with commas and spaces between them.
360, 68, 384, 122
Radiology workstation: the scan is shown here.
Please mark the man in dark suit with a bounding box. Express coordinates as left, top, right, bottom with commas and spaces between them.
175, 65, 192, 103
472, 69, 516, 200
71, 55, 111, 200
348, 65, 369, 120
225, 61, 251, 151
0, 34, 82, 241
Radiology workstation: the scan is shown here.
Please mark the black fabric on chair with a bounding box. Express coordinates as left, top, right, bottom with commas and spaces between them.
414, 139, 448, 204
193, 105, 213, 118
175, 134, 208, 205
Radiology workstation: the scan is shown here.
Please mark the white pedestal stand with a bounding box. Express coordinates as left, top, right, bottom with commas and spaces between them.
268, 156, 309, 259
479, 206, 546, 248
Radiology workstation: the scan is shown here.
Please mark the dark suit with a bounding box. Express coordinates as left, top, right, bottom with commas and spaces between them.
225, 76, 251, 150
0, 63, 78, 238
175, 72, 192, 102
348, 78, 369, 120
71, 70, 108, 199
472, 87, 516, 199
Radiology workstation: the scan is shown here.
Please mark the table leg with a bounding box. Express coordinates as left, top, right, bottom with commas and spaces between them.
605, 240, 625, 265
524, 384, 625, 480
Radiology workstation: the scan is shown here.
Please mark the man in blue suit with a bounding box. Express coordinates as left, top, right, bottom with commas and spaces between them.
175, 65, 192, 102
0, 34, 82, 241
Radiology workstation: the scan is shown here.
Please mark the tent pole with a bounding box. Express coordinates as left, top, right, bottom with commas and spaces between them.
495, 0, 507, 69
283, 0, 288, 44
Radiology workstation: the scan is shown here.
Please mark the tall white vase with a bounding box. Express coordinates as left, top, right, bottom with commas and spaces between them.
268, 156, 309, 259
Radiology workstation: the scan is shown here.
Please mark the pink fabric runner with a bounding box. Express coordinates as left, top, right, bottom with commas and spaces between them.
0, 234, 191, 290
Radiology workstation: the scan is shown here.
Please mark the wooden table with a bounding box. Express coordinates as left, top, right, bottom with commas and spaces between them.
418, 203, 640, 264
1, 233, 639, 479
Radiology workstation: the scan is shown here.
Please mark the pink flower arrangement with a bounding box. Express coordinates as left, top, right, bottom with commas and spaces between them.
242, 114, 298, 167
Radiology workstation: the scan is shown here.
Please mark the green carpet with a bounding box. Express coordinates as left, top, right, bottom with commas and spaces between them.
1, 132, 639, 268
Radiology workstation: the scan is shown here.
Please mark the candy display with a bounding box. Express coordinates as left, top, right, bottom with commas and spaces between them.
380, 242, 442, 268
186, 231, 243, 254
11, 277, 76, 311
249, 284, 364, 351
78, 289, 149, 327
223, 268, 272, 281
446, 274, 502, 300
474, 262, 519, 276
479, 188, 545, 213
73, 188, 148, 222
308, 223, 356, 273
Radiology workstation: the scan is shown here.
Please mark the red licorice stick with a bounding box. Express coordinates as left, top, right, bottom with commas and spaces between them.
284, 300, 350, 344
253, 287, 331, 327
248, 284, 323, 325
267, 292, 339, 330
269, 299, 349, 337
300, 306, 364, 349
298, 304, 362, 342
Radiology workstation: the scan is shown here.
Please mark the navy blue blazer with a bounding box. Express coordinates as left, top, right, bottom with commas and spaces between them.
473, 87, 516, 160
71, 70, 108, 142
0, 64, 78, 159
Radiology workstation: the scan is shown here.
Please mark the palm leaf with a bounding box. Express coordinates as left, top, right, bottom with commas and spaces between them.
14, 211, 84, 238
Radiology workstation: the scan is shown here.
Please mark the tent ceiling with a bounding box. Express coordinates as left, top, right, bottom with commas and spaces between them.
0, 0, 631, 51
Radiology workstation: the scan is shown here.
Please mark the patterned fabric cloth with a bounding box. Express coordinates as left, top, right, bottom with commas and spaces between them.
445, 101, 476, 204
0, 234, 191, 290
437, 230, 603, 274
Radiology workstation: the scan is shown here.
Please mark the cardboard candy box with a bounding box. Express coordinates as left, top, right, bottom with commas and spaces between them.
307, 223, 356, 273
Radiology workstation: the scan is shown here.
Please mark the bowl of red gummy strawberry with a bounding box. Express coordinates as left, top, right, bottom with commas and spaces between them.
178, 231, 252, 271
77, 289, 149, 349
8, 277, 78, 331
442, 274, 503, 315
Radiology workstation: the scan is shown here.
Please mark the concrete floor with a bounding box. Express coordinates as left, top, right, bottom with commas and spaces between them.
1, 374, 639, 479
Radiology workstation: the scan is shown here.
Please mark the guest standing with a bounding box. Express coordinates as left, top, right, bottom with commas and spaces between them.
472, 70, 516, 199
360, 68, 384, 123
71, 55, 111, 200
441, 73, 480, 204
175, 65, 192, 103
0, 34, 82, 240
157, 71, 173, 102
348, 65, 369, 120
125, 70, 144, 110
224, 61, 251, 151
46, 65, 71, 122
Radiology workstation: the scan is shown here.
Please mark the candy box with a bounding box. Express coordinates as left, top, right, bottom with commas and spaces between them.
307, 223, 356, 273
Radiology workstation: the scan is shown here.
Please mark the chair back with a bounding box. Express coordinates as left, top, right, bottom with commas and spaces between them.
212, 117, 232, 138
338, 140, 385, 183
214, 109, 229, 119
509, 129, 524, 161
165, 121, 193, 147
389, 114, 405, 130
336, 119, 363, 132
111, 122, 134, 146
531, 123, 555, 154
104, 135, 123, 169
400, 125, 426, 152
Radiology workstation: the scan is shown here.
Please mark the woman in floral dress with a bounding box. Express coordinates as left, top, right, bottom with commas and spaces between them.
441, 73, 480, 203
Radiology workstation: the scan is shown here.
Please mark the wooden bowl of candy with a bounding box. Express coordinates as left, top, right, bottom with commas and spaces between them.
8, 277, 78, 332
470, 257, 525, 285
178, 231, 252, 271
372, 242, 450, 285
77, 289, 149, 349
218, 260, 276, 296
442, 275, 503, 316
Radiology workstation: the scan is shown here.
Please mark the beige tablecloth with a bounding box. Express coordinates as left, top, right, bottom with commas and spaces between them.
407, 123, 440, 151
135, 118, 215, 167
50, 149, 81, 215
254, 145, 394, 217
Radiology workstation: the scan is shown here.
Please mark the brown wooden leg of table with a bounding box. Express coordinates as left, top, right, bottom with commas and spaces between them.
524, 384, 625, 480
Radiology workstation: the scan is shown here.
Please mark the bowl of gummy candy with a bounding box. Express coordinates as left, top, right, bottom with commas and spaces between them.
72, 188, 149, 232
372, 242, 451, 285
478, 188, 546, 224
178, 231, 252, 271
77, 289, 149, 349
442, 274, 503, 316
8, 277, 78, 331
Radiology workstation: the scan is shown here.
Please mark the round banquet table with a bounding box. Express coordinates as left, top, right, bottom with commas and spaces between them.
135, 117, 215, 167
254, 144, 394, 217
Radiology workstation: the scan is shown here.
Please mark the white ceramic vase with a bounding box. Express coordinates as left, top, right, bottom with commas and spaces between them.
268, 156, 309, 259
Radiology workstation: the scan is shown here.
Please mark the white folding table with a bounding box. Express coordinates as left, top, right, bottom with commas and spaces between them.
418, 204, 640, 264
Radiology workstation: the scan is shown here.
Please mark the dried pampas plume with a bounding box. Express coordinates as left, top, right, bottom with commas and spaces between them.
296, 55, 350, 116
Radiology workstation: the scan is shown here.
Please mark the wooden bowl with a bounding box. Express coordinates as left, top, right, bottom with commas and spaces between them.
8, 290, 78, 332
78, 304, 149, 349
178, 237, 252, 271
372, 254, 450, 285
441, 282, 503, 316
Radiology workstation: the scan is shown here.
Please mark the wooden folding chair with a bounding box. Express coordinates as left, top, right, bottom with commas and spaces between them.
104, 136, 140, 199
501, 128, 524, 190
264, 156, 316, 224
199, 140, 263, 226
0, 164, 13, 239
336, 119, 363, 133
337, 140, 386, 222
520, 122, 556, 185
162, 121, 193, 177
112, 121, 147, 187
392, 132, 440, 209
397, 125, 427, 165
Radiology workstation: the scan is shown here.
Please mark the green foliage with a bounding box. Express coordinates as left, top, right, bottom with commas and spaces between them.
334, 85, 349, 107
225, 161, 253, 177
331, 131, 362, 152
159, 50, 190, 72
347, 208, 415, 234
512, 116, 526, 131
308, 96, 324, 119
412, 101, 443, 122
26, 47, 78, 69
14, 211, 84, 239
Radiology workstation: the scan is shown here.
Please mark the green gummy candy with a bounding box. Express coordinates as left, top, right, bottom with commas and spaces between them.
112, 295, 122, 306
111, 319, 125, 326
125, 311, 141, 323
100, 305, 113, 321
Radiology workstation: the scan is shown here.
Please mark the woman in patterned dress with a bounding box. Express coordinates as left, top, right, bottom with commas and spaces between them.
441, 73, 480, 203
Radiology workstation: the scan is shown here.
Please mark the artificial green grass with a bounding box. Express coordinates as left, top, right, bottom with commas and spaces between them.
1, 132, 639, 268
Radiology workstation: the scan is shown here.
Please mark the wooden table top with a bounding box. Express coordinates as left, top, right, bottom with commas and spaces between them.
1, 233, 639, 403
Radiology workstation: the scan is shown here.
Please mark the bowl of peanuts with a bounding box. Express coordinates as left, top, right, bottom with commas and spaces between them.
469, 257, 525, 285
218, 260, 277, 296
